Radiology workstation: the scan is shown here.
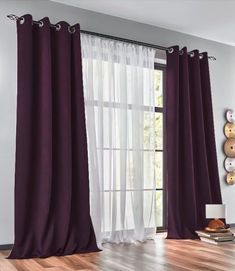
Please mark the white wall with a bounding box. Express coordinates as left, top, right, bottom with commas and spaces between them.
1, 0, 235, 245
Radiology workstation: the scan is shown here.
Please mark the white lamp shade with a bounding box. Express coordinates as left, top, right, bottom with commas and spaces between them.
206, 204, 226, 219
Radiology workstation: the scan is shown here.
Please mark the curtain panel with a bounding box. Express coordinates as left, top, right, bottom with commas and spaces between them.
81, 34, 157, 246
9, 14, 99, 259
166, 46, 222, 239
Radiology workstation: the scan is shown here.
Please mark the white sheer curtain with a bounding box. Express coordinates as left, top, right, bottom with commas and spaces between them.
81, 34, 156, 247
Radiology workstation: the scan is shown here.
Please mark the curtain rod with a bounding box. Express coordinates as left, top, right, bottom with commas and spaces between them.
7, 14, 216, 61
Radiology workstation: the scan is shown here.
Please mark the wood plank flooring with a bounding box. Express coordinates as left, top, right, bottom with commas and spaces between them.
1, 233, 235, 271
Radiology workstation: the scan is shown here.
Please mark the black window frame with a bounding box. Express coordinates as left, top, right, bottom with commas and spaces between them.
154, 63, 167, 232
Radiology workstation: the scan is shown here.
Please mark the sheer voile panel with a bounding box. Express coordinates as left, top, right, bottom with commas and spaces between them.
81, 34, 157, 246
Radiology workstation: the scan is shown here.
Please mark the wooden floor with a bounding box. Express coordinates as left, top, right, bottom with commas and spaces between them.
1, 233, 235, 271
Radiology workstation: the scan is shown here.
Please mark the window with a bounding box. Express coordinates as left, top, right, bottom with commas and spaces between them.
85, 62, 167, 232
154, 63, 166, 231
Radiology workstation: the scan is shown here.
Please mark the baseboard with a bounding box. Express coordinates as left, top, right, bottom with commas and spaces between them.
0, 244, 13, 250
0, 224, 234, 251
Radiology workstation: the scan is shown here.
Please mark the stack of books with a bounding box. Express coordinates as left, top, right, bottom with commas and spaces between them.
196, 230, 235, 245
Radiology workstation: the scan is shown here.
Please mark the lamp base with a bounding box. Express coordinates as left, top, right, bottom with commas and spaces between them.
205, 219, 227, 232
208, 218, 225, 229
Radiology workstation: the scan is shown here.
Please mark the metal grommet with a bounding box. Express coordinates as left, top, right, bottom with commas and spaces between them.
199, 53, 203, 59
20, 17, 25, 24
56, 23, 61, 31
179, 50, 184, 55
39, 21, 44, 27
68, 26, 76, 34
7, 14, 20, 21
168, 48, 174, 54
189, 52, 195, 58
209, 56, 216, 61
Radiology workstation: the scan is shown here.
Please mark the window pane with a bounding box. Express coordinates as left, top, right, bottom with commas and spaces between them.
103, 191, 135, 232
103, 149, 158, 190
103, 149, 121, 191
144, 111, 155, 150
126, 150, 134, 189
156, 190, 163, 227
155, 151, 163, 189
144, 151, 155, 189
155, 112, 163, 150
143, 66, 155, 107
103, 190, 156, 232
154, 69, 163, 107
103, 149, 135, 190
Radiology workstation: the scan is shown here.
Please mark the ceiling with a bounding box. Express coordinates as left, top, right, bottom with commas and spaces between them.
51, 0, 235, 46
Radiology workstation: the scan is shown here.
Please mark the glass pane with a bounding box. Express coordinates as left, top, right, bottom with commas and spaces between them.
154, 69, 163, 107
103, 149, 159, 191
103, 107, 110, 148
144, 190, 156, 228
144, 111, 155, 150
155, 112, 163, 150
126, 150, 134, 189
156, 190, 163, 227
103, 190, 156, 233
103, 149, 121, 191
103, 60, 115, 102
144, 151, 155, 189
103, 191, 135, 232
102, 107, 123, 149
103, 149, 135, 190
155, 151, 163, 189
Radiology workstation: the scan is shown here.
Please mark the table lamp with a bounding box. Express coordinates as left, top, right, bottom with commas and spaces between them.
205, 204, 226, 230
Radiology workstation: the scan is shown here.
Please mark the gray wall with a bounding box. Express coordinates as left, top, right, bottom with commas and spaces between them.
1, 0, 235, 245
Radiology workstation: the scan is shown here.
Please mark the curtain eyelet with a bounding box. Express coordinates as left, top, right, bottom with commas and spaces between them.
39, 21, 44, 27
56, 24, 61, 31
168, 48, 174, 54
189, 52, 195, 58
20, 17, 25, 24
68, 26, 76, 34
179, 50, 184, 55
199, 53, 203, 59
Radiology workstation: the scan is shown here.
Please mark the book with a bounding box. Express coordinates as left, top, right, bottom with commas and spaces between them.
199, 237, 235, 245
195, 230, 234, 238
196, 232, 234, 241
213, 236, 235, 241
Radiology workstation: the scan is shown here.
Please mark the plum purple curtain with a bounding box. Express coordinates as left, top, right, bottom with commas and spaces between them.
9, 14, 99, 259
166, 46, 222, 239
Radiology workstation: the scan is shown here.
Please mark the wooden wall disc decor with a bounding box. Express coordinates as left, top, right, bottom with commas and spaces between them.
224, 157, 235, 172
224, 138, 235, 157
224, 123, 235, 138
226, 109, 235, 123
226, 172, 235, 185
